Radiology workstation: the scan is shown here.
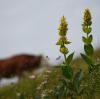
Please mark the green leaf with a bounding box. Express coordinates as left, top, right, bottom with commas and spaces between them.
83, 26, 88, 33
89, 64, 100, 73
82, 35, 93, 44
88, 35, 93, 44
62, 65, 73, 79
73, 69, 83, 92
84, 44, 94, 56
66, 52, 74, 65
80, 53, 93, 66
87, 27, 92, 34
82, 36, 87, 44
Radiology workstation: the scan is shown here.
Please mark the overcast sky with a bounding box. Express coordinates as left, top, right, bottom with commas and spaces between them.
0, 0, 100, 63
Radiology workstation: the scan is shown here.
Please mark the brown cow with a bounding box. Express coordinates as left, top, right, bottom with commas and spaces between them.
0, 54, 42, 78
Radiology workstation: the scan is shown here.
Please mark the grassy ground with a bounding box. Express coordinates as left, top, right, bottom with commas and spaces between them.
0, 48, 100, 99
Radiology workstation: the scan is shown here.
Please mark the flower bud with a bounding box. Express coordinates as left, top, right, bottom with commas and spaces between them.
60, 46, 69, 54
83, 26, 92, 34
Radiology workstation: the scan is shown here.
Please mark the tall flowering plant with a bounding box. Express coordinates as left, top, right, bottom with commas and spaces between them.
54, 16, 83, 99
56, 16, 74, 79
81, 9, 100, 73
81, 9, 100, 99
56, 16, 70, 56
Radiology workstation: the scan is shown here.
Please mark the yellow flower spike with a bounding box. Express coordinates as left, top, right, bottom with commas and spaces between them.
60, 46, 69, 54
57, 15, 70, 56
56, 36, 71, 45
58, 16, 68, 36
56, 37, 63, 45
61, 36, 71, 44
84, 9, 92, 26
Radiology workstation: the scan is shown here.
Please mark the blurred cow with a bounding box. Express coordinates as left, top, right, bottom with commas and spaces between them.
0, 54, 42, 78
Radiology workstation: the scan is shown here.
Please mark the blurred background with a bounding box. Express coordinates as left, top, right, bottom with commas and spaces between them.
0, 0, 100, 64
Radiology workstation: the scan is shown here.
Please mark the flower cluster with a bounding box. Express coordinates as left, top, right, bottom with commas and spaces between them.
82, 9, 94, 57
83, 9, 92, 26
56, 16, 71, 54
82, 9, 92, 34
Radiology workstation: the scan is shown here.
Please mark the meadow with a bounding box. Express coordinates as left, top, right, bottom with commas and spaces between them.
0, 48, 99, 99
0, 9, 100, 99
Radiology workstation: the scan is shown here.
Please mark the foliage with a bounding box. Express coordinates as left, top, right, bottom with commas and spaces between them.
81, 9, 94, 72
53, 8, 100, 99
81, 9, 100, 99
54, 15, 84, 99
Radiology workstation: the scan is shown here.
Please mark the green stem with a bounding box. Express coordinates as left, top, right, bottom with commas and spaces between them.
86, 33, 88, 38
64, 54, 67, 64
62, 42, 67, 64
86, 26, 89, 38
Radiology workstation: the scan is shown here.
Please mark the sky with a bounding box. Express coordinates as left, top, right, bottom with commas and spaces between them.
0, 0, 100, 63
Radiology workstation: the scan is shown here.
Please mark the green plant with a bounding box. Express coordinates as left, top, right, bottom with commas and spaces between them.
81, 9, 94, 73
54, 16, 84, 99
81, 9, 100, 72
56, 16, 73, 79
81, 9, 100, 99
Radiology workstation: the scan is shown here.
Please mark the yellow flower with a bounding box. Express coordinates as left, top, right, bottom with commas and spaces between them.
58, 16, 68, 36
56, 16, 70, 55
84, 9, 92, 26
56, 36, 71, 45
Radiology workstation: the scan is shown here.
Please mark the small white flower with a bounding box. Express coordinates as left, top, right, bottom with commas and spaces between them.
41, 93, 46, 98
41, 91, 47, 98
41, 80, 48, 85
16, 92, 21, 96
36, 85, 42, 90
29, 75, 36, 79
45, 70, 51, 74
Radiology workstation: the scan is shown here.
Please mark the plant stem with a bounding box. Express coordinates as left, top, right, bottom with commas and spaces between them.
64, 54, 67, 64
86, 33, 88, 38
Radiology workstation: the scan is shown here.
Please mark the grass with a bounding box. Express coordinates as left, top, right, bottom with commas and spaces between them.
0, 78, 37, 99
0, 48, 100, 99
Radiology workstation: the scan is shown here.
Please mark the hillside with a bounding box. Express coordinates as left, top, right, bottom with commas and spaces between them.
0, 48, 100, 99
